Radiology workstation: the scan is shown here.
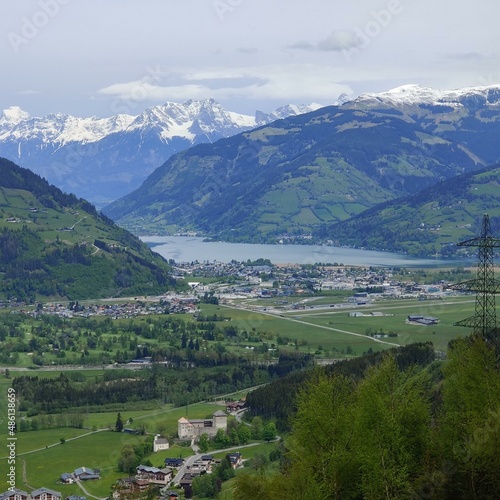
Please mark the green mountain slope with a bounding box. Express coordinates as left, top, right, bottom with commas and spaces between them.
0, 158, 177, 301
103, 88, 500, 241
316, 165, 500, 257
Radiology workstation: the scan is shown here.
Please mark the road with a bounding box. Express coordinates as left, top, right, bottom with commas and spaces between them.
220, 303, 400, 347
172, 440, 264, 486
75, 477, 107, 500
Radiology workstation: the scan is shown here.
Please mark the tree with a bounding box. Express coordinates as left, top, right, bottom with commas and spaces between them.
277, 373, 359, 499
192, 473, 219, 498
353, 354, 430, 500
115, 412, 124, 432
118, 444, 137, 474
230, 428, 240, 446
214, 428, 231, 448
262, 422, 277, 443
198, 433, 210, 453
218, 456, 235, 481
440, 336, 500, 497
238, 424, 251, 445
251, 416, 263, 440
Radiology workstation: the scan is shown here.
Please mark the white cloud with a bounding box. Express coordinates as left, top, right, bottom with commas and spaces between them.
96, 65, 354, 105
290, 30, 360, 52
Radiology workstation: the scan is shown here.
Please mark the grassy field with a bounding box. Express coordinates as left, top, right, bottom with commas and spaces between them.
0, 291, 481, 496
209, 295, 477, 356
0, 398, 222, 495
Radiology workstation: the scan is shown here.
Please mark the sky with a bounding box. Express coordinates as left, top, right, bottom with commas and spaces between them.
1, 0, 499, 118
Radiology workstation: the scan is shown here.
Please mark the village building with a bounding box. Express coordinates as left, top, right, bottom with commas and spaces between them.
153, 434, 170, 452
29, 489, 62, 500
165, 458, 184, 468
227, 452, 243, 469
177, 410, 227, 439
135, 465, 173, 486
0, 489, 29, 500
407, 315, 439, 326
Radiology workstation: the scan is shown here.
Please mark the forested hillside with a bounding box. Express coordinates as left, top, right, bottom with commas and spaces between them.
0, 158, 177, 300
317, 165, 500, 257
236, 336, 500, 499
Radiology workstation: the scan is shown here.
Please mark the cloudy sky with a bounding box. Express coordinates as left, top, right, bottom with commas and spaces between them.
1, 0, 499, 118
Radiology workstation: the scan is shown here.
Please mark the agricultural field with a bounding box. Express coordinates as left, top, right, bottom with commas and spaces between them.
0, 285, 482, 497
0, 378, 232, 496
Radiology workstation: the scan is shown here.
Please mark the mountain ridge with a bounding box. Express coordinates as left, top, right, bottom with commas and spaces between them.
0, 99, 323, 205
104, 84, 500, 243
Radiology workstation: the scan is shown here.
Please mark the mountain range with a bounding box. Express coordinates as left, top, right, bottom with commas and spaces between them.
103, 84, 500, 252
0, 157, 177, 301
0, 99, 321, 206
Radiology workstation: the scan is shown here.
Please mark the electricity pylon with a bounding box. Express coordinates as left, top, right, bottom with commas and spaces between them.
452, 214, 500, 339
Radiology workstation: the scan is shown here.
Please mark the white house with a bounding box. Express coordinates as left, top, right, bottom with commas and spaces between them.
153, 434, 170, 452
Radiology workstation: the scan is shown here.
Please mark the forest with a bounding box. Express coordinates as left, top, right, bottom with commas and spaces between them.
235, 335, 500, 499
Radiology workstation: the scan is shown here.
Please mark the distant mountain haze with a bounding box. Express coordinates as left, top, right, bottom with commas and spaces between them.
0, 99, 323, 206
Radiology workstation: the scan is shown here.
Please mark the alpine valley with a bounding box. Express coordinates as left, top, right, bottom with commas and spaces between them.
0, 99, 321, 206
102, 84, 500, 256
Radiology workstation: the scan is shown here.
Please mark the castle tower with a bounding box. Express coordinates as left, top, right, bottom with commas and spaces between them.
177, 417, 193, 439
212, 410, 227, 431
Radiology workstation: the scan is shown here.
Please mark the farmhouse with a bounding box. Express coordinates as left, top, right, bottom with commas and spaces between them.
226, 401, 246, 412
74, 466, 100, 481
177, 410, 227, 439
136, 465, 173, 485
60, 473, 74, 484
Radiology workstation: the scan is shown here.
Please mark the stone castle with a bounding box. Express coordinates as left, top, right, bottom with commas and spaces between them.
177, 410, 227, 439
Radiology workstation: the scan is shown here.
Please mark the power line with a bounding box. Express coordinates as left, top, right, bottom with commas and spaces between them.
452, 214, 500, 339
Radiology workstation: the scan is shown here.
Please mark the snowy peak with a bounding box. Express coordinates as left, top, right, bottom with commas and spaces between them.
255, 103, 321, 125
125, 98, 256, 141
352, 84, 500, 109
0, 98, 319, 204
0, 106, 31, 125
0, 108, 135, 144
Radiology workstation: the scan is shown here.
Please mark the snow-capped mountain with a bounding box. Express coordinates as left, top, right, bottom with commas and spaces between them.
351, 83, 500, 110
103, 83, 500, 241
0, 99, 321, 206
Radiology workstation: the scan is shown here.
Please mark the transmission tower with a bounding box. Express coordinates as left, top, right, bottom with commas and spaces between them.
452, 214, 500, 339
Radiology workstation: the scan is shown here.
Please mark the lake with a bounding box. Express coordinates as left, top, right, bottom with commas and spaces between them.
140, 236, 463, 268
